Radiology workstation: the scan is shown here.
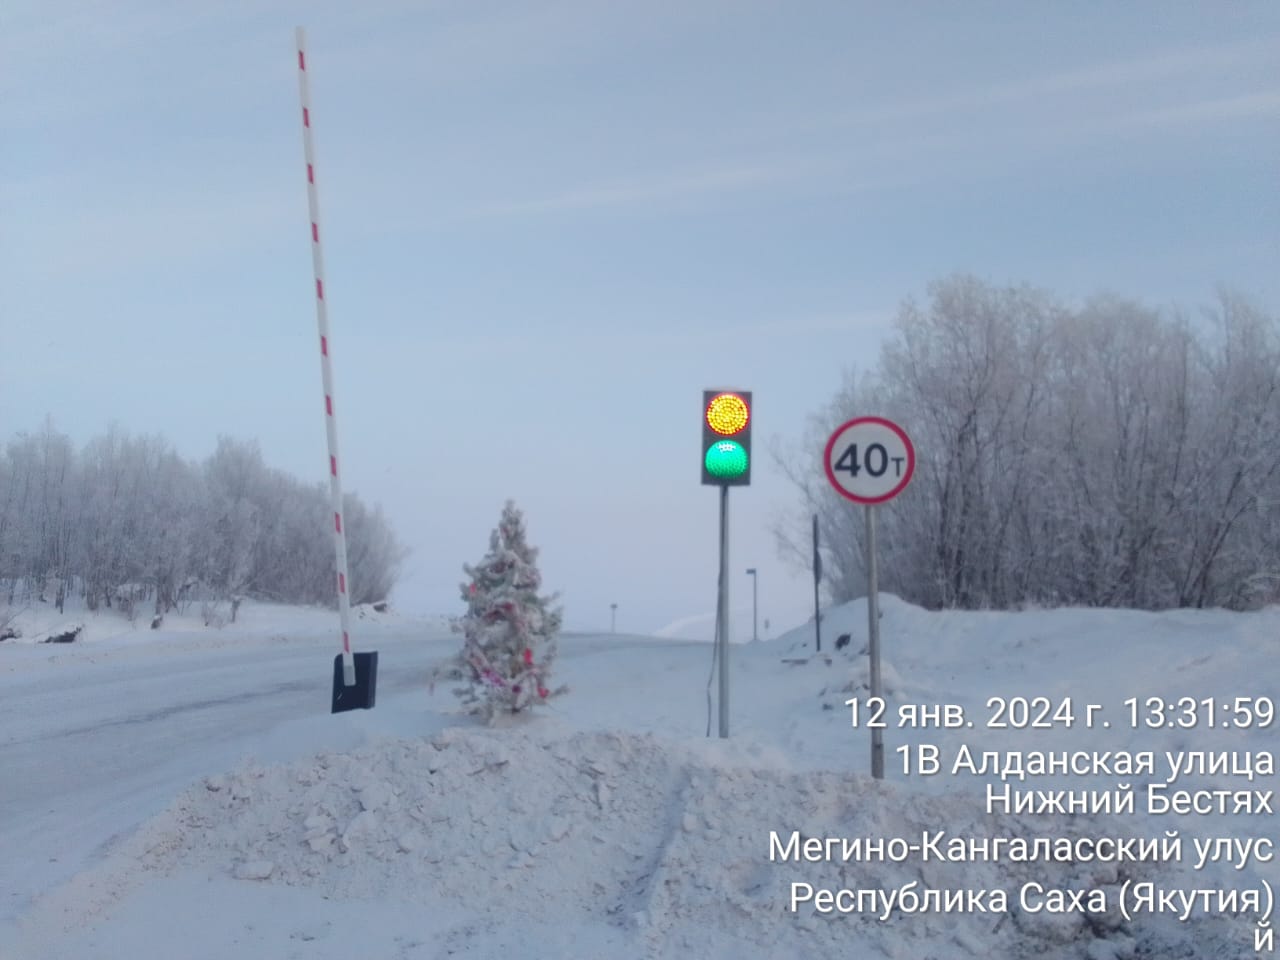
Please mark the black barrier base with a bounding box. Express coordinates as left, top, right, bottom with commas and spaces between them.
332, 651, 378, 713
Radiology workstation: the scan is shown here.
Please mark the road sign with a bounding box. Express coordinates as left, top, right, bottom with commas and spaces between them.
823, 416, 915, 505
822, 415, 914, 779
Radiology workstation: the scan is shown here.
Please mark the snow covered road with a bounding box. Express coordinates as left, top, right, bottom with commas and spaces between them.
0, 619, 705, 943
0, 627, 455, 935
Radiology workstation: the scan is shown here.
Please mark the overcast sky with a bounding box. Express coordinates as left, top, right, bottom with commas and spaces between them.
4, 1, 1278, 639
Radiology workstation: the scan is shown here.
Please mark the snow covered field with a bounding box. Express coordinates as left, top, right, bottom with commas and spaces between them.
1, 598, 1276, 959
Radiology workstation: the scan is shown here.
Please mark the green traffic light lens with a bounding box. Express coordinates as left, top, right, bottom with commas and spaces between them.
705, 440, 748, 479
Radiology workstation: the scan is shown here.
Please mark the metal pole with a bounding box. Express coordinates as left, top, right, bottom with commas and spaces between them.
610, 603, 616, 633
745, 568, 757, 641
866, 503, 883, 779
812, 514, 822, 653
718, 485, 730, 738
296, 27, 355, 686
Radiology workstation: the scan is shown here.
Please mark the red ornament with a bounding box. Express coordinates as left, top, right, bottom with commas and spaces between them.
469, 583, 476, 594
538, 686, 549, 698
512, 684, 522, 695
523, 648, 533, 665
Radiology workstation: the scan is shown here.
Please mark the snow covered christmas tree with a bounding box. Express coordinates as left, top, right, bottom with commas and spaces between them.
433, 500, 566, 721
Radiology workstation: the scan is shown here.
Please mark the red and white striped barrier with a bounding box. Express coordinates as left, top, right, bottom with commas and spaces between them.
296, 27, 355, 687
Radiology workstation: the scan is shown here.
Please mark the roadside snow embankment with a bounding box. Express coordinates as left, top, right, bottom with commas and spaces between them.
108, 725, 1251, 958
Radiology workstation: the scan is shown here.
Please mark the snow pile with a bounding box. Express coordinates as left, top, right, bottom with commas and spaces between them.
1, 603, 119, 645
7, 599, 1276, 958
124, 726, 1252, 958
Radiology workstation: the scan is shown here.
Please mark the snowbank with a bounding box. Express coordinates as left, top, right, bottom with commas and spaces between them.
5, 597, 1276, 958
53, 725, 1254, 959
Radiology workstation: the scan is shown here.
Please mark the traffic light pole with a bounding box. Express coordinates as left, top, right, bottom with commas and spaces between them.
701, 388, 750, 739
717, 484, 730, 738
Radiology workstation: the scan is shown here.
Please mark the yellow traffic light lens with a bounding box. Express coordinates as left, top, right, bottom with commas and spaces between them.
706, 393, 750, 436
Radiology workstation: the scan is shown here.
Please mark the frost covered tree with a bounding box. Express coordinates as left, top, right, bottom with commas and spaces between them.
0, 424, 405, 612
434, 501, 566, 720
776, 276, 1280, 612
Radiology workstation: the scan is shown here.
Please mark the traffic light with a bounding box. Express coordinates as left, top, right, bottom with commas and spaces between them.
701, 389, 752, 486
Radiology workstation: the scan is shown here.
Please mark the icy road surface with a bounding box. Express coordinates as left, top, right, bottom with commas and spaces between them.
0, 620, 709, 943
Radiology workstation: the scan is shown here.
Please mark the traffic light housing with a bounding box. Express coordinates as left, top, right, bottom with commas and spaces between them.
701, 389, 752, 486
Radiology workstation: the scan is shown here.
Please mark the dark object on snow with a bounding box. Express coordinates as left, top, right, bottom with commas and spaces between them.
372, 601, 389, 613
0, 626, 19, 642
835, 633, 851, 651
43, 625, 83, 644
331, 651, 378, 713
151, 615, 163, 630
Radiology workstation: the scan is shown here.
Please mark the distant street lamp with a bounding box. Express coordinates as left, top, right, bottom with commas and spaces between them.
745, 568, 758, 641
610, 603, 617, 634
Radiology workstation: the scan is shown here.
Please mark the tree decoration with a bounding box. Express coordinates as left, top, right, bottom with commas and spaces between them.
430, 500, 567, 721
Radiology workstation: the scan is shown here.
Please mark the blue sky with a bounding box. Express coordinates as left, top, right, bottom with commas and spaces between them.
4, 1, 1278, 638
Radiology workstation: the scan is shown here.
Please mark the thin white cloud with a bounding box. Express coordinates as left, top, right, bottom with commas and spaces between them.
326, 0, 739, 90
431, 37, 1280, 222
457, 156, 917, 221
473, 161, 811, 218
791, 36, 1280, 133
6, 185, 296, 277
7, 7, 1275, 252
1127, 90, 1280, 127
0, 0, 238, 98
1023, 36, 1277, 96
669, 312, 890, 346
376, 310, 888, 359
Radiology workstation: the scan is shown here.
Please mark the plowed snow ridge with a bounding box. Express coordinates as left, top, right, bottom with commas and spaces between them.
107, 726, 1253, 958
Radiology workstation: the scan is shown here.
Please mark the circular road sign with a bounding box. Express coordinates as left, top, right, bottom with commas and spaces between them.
824, 416, 915, 505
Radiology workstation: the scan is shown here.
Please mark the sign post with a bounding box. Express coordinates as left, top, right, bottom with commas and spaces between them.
812, 514, 822, 653
823, 416, 915, 779
865, 502, 881, 777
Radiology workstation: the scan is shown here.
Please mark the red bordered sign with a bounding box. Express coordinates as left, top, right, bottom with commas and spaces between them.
824, 416, 915, 505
